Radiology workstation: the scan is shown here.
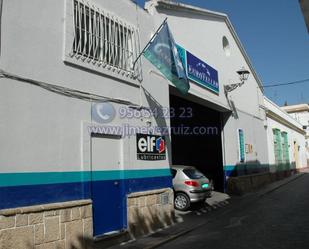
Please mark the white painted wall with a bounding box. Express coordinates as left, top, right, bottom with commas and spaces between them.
289, 112, 309, 159
0, 0, 171, 174
145, 0, 269, 168
264, 98, 307, 170
223, 111, 268, 166
289, 112, 309, 127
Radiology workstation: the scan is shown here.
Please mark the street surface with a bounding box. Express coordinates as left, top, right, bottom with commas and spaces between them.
159, 173, 309, 249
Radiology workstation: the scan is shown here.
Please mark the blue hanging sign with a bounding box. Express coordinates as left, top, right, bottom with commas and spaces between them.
143, 22, 190, 95
177, 45, 219, 94
238, 129, 245, 163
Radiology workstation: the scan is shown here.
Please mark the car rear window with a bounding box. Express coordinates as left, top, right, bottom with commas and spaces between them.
183, 168, 205, 179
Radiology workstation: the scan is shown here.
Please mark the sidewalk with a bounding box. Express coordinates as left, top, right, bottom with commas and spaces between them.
106, 171, 307, 249
107, 192, 230, 249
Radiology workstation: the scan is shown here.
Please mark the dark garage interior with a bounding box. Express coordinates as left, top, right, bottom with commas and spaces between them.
169, 92, 224, 192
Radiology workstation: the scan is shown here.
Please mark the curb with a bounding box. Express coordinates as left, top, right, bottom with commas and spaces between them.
112, 198, 230, 249
144, 172, 306, 249
258, 172, 305, 197
115, 172, 307, 249
144, 222, 206, 249
143, 200, 230, 249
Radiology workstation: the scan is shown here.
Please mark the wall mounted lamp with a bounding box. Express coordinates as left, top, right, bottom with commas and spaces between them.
224, 67, 250, 95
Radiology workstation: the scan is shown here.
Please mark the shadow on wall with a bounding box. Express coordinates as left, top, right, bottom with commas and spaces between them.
24, 235, 92, 249
227, 160, 269, 177
128, 206, 176, 238
226, 160, 299, 195
79, 209, 176, 249
226, 160, 297, 177
143, 86, 173, 166
35, 206, 176, 249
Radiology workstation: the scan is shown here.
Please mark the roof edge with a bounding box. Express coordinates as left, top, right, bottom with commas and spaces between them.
150, 0, 264, 91
264, 96, 305, 132
281, 103, 309, 113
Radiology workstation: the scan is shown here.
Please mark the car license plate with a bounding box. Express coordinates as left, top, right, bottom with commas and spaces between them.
202, 183, 209, 188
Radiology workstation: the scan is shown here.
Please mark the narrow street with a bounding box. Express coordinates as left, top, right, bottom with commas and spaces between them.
0, 1, 308, 249
159, 173, 309, 249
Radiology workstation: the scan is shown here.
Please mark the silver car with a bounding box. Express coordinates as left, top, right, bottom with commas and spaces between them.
171, 165, 212, 211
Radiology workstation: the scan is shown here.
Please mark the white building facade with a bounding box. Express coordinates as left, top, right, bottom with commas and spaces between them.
1, 0, 306, 247
265, 98, 307, 172
145, 0, 269, 184
0, 0, 174, 245
282, 103, 309, 162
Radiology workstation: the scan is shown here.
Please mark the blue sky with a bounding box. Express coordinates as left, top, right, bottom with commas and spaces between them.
135, 0, 309, 106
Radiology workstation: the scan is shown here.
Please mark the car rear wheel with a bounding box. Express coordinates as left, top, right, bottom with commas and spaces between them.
174, 193, 190, 211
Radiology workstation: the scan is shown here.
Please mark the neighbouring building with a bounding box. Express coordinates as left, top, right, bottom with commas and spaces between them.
299, 0, 309, 32
281, 103, 309, 164
264, 98, 307, 176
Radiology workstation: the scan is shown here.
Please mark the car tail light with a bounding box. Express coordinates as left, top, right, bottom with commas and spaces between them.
184, 180, 199, 187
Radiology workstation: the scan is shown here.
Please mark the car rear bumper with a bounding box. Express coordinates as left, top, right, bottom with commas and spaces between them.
188, 190, 212, 202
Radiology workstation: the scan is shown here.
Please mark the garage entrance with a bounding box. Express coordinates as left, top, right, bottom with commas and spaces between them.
169, 90, 225, 192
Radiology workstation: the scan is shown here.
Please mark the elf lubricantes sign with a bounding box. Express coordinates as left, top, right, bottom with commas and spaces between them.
136, 133, 166, 160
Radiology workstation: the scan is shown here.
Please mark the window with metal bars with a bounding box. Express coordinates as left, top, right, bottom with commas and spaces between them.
71, 0, 140, 75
